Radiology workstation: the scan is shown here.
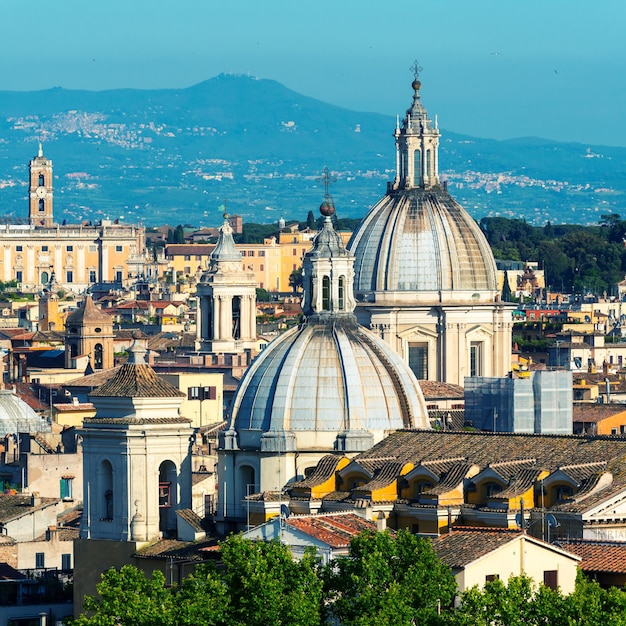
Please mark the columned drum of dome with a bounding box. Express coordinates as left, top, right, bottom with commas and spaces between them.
217, 192, 429, 528
348, 64, 513, 385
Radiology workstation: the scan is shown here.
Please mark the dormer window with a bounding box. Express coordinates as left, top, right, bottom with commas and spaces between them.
555, 485, 574, 501
485, 482, 502, 498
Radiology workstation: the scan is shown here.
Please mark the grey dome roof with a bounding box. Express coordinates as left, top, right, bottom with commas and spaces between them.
229, 316, 429, 446
348, 187, 498, 295
0, 390, 50, 435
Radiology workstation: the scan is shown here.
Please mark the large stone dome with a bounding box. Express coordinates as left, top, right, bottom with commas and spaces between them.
348, 67, 498, 305
349, 187, 498, 297
229, 315, 429, 452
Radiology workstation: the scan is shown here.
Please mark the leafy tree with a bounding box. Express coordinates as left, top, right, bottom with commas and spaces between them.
289, 267, 303, 292
219, 534, 323, 626
451, 574, 569, 626
172, 563, 230, 626
174, 224, 186, 244
501, 270, 513, 302
256, 287, 271, 302
70, 564, 174, 626
323, 530, 456, 625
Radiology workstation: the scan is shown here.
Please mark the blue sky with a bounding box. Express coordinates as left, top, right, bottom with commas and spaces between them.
2, 0, 626, 145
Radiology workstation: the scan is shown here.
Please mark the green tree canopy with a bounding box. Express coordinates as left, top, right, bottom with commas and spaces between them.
323, 530, 457, 626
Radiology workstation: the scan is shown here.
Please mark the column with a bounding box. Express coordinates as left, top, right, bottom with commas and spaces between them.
101, 244, 109, 282
220, 295, 232, 340
54, 245, 62, 278
77, 245, 86, 283
212, 295, 220, 340
3, 246, 11, 282
248, 294, 256, 340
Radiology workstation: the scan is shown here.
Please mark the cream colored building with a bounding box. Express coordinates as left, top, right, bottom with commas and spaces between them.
165, 241, 282, 292
160, 372, 224, 429
0, 146, 146, 293
432, 529, 580, 594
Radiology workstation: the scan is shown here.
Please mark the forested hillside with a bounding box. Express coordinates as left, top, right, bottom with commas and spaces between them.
480, 213, 626, 295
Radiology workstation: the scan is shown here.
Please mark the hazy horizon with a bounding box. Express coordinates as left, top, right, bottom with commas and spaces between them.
1, 0, 625, 146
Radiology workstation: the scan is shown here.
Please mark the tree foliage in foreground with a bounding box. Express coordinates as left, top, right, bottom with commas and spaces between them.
70, 531, 626, 626
323, 530, 456, 625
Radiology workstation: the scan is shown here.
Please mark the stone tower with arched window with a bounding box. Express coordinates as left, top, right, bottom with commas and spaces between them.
64, 295, 114, 370
74, 337, 193, 605
78, 336, 191, 545
29, 143, 54, 228
195, 214, 257, 354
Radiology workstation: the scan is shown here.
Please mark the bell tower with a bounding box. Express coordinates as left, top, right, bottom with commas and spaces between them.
64, 295, 114, 370
195, 214, 257, 353
301, 168, 356, 319
392, 60, 440, 191
29, 143, 54, 227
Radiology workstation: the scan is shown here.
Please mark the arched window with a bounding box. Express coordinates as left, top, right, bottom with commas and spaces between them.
100, 460, 113, 520
238, 465, 256, 521
39, 199, 45, 212
159, 460, 178, 536
413, 150, 422, 186
338, 276, 345, 310
70, 343, 79, 359
322, 276, 330, 311
40, 271, 49, 286
38, 174, 44, 186
94, 343, 103, 369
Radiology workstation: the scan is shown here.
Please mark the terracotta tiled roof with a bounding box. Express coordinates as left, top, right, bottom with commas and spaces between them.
556, 539, 626, 574
419, 381, 464, 400
286, 513, 384, 548
353, 462, 404, 493
491, 469, 540, 500
90, 363, 185, 398
573, 404, 626, 423
347, 430, 626, 514
431, 528, 525, 568
165, 244, 215, 256
290, 454, 344, 489
83, 417, 191, 425
64, 366, 121, 389
0, 495, 59, 523
134, 537, 218, 561
66, 295, 110, 324
176, 509, 205, 532
426, 462, 473, 496
53, 402, 95, 412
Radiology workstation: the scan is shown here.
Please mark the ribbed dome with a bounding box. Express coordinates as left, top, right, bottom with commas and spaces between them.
0, 390, 50, 435
349, 187, 498, 296
229, 316, 429, 450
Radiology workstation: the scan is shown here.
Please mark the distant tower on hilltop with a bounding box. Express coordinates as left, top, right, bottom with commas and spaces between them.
29, 143, 54, 227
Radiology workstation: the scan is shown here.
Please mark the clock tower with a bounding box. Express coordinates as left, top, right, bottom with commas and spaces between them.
29, 143, 53, 227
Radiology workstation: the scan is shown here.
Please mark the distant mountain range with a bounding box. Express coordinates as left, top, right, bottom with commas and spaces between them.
0, 73, 624, 228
